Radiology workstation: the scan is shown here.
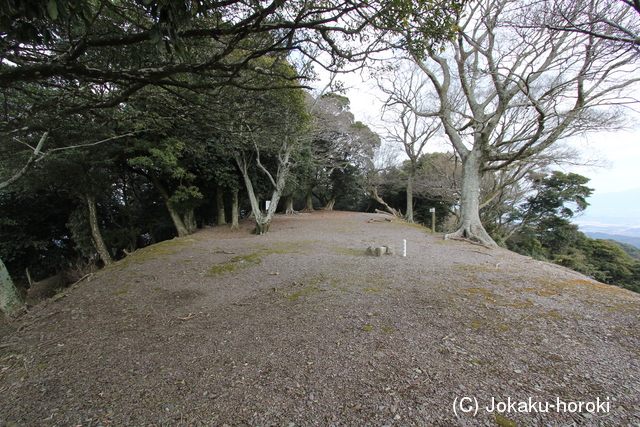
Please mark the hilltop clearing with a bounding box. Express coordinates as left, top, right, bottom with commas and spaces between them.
1, 211, 638, 426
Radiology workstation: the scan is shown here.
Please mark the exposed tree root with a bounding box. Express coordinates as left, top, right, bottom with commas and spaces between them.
446, 237, 493, 249
445, 224, 497, 248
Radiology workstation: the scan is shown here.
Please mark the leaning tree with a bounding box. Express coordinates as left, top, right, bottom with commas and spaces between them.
405, 0, 640, 246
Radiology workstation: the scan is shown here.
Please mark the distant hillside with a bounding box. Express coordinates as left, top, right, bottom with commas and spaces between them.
575, 187, 640, 238
604, 239, 640, 259
584, 232, 640, 251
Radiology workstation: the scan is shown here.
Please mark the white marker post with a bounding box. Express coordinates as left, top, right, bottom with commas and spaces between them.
403, 239, 407, 257
429, 208, 436, 233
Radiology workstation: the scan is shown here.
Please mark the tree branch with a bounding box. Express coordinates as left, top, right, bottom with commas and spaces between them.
0, 132, 48, 190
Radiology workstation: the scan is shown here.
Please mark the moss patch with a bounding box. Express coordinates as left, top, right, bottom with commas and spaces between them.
207, 248, 301, 276
494, 414, 519, 427
105, 238, 197, 271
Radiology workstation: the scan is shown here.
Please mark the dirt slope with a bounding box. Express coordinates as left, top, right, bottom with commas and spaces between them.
1, 211, 639, 427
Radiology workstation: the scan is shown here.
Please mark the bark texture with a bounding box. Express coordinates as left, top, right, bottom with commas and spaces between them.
444, 151, 497, 246
284, 196, 295, 215
230, 190, 240, 230
0, 258, 22, 318
367, 188, 403, 218
236, 152, 290, 235
86, 193, 114, 266
405, 167, 414, 223
183, 209, 197, 234
216, 185, 227, 225
303, 189, 314, 212
323, 197, 336, 211
149, 172, 190, 237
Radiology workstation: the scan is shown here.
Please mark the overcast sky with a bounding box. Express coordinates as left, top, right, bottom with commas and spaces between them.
327, 73, 640, 197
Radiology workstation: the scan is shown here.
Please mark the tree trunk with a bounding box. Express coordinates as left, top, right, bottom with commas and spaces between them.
165, 201, 190, 237
0, 258, 22, 319
216, 184, 227, 225
323, 197, 336, 210
149, 171, 190, 237
445, 150, 497, 247
182, 208, 197, 234
368, 187, 403, 218
284, 196, 295, 214
230, 190, 239, 230
406, 164, 415, 223
303, 187, 314, 211
236, 153, 289, 235
86, 193, 114, 266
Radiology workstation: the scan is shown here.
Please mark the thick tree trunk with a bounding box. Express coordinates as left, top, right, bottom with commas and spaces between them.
323, 197, 336, 210
0, 258, 22, 318
86, 193, 114, 266
165, 202, 190, 237
254, 217, 271, 234
406, 165, 415, 223
445, 150, 497, 247
149, 172, 189, 237
284, 196, 295, 214
216, 184, 227, 225
182, 208, 197, 234
303, 188, 314, 211
230, 190, 239, 230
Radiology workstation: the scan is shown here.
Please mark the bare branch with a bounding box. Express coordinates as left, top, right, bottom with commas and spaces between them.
0, 132, 48, 190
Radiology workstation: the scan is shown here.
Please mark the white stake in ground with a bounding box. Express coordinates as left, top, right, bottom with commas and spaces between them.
403, 239, 407, 257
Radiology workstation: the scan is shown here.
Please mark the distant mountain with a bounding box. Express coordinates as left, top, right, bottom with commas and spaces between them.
574, 187, 640, 238
605, 240, 640, 259
584, 232, 640, 250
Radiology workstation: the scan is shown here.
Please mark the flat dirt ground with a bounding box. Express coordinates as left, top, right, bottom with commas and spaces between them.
1, 211, 639, 427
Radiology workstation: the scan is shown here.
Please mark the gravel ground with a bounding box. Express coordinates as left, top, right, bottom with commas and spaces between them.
1, 211, 639, 427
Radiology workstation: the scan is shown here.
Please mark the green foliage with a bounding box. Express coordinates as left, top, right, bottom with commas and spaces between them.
304, 93, 380, 209
372, 0, 466, 57
520, 171, 593, 221
373, 153, 458, 228
578, 239, 636, 287
605, 240, 640, 260
503, 172, 639, 293
129, 137, 203, 211
0, 188, 75, 281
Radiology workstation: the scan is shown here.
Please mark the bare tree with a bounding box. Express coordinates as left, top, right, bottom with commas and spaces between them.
406, 0, 640, 246
533, 0, 640, 48
378, 65, 442, 222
